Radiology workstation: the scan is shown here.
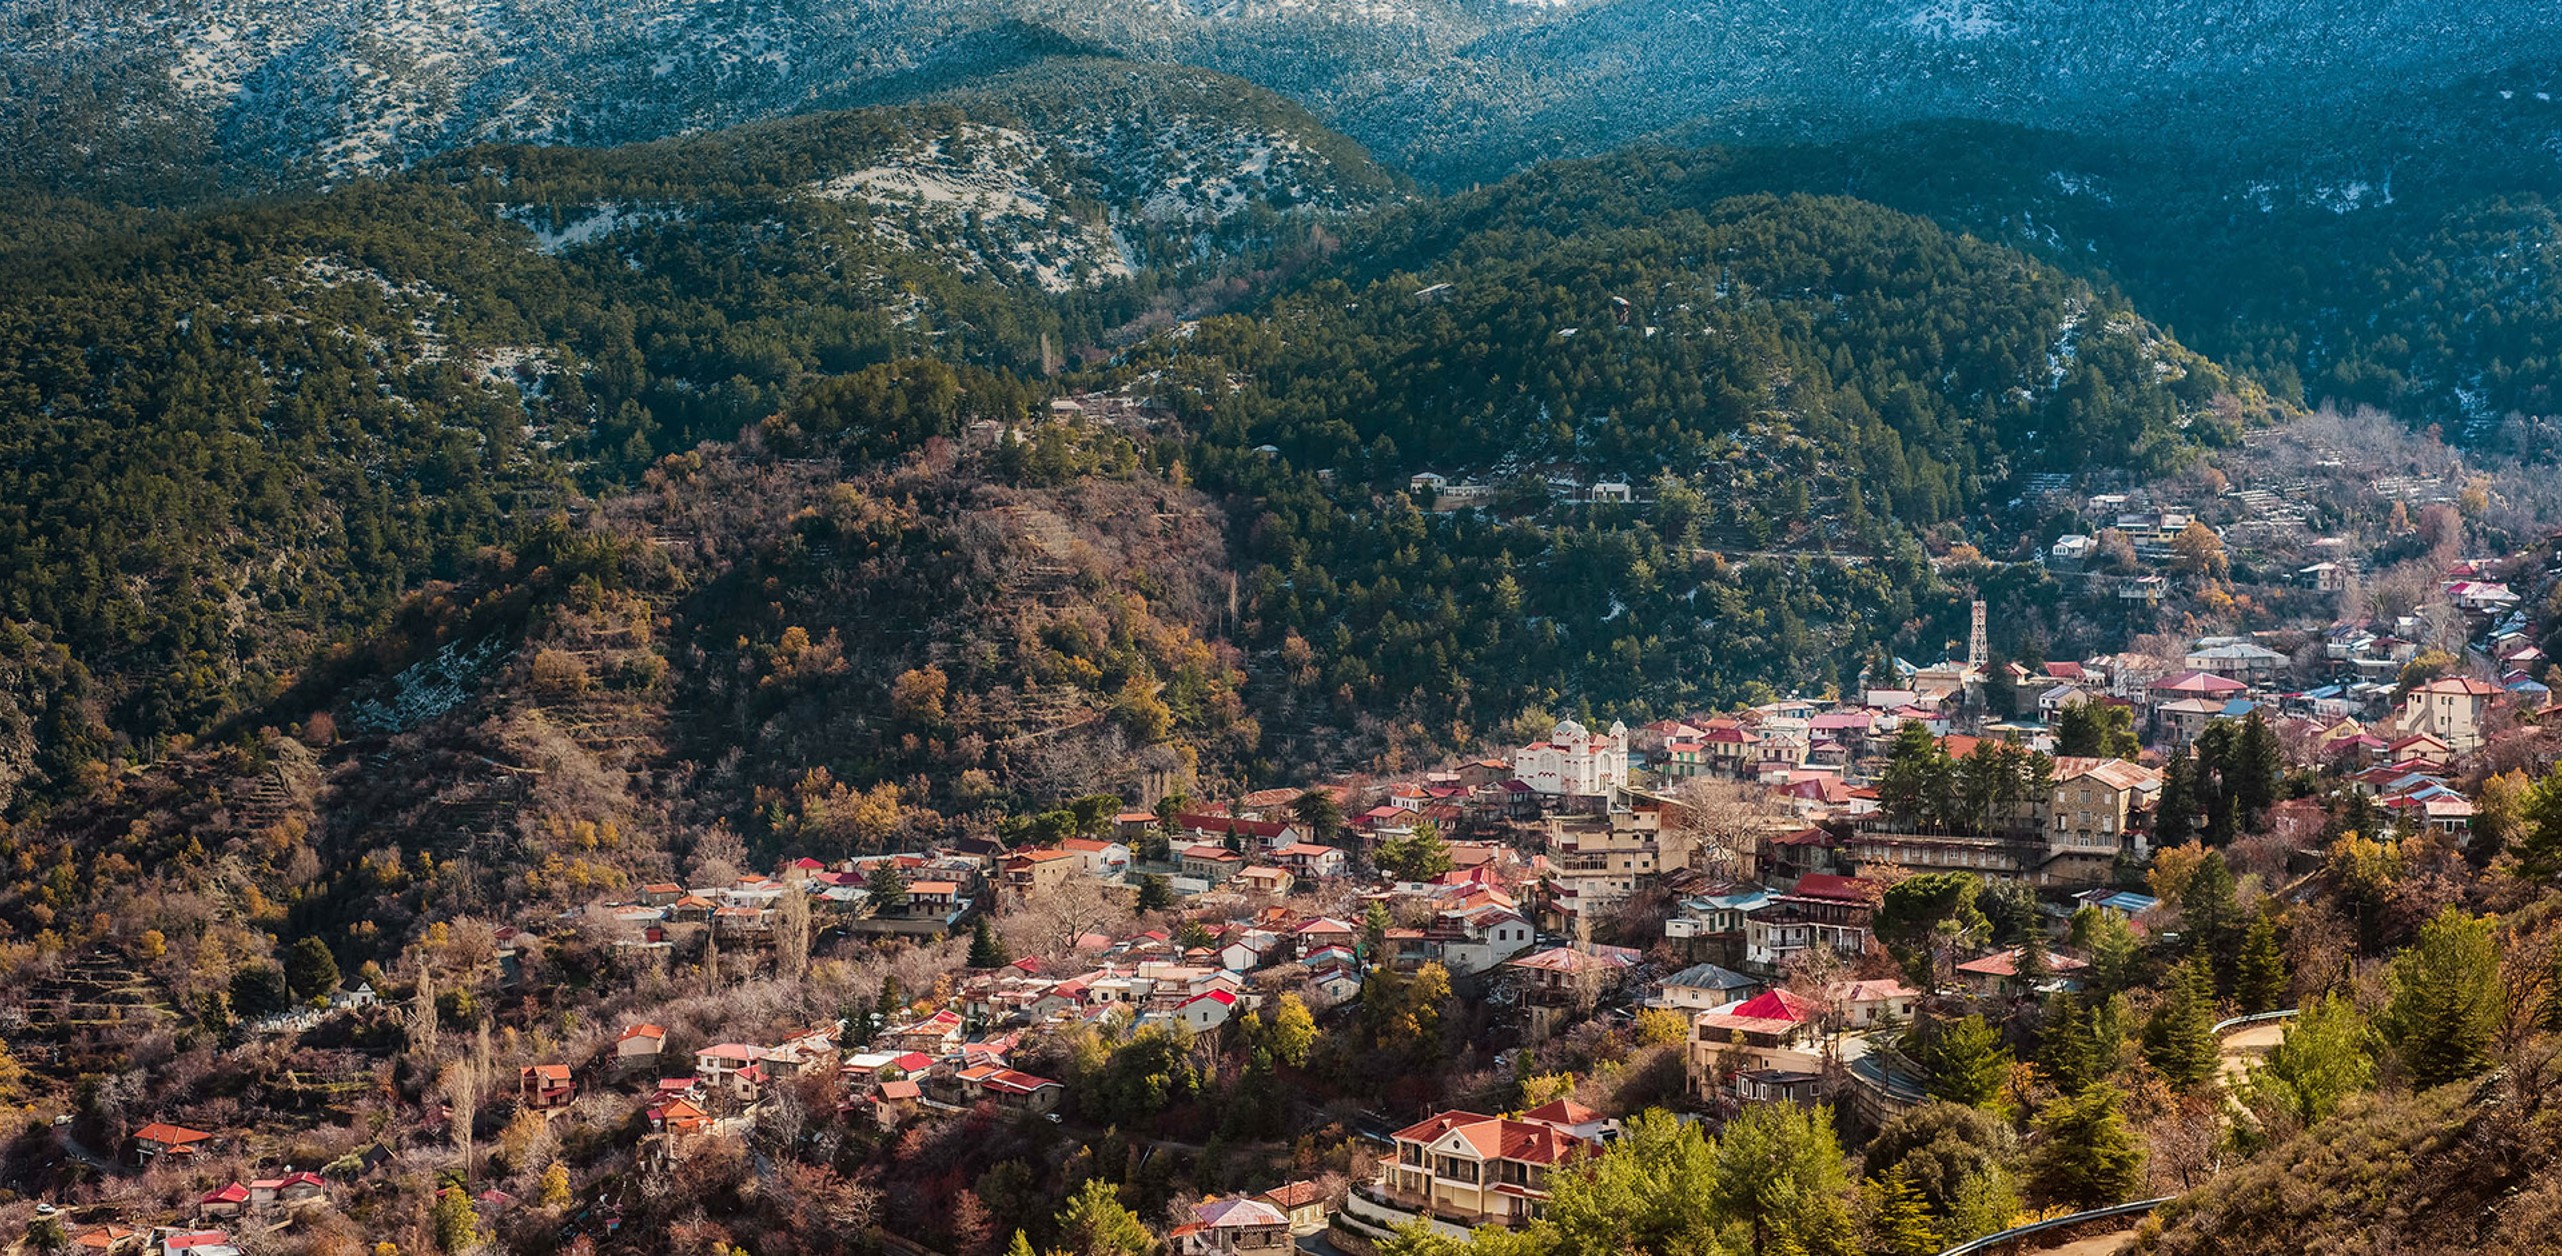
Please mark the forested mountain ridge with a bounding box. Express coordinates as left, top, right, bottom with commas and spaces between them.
0, 63, 1391, 814
11, 0, 2555, 193
0, 98, 2271, 818
1100, 187, 2269, 769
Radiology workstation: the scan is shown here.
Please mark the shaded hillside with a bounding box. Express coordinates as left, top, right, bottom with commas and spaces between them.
2133, 1076, 2562, 1256
0, 377, 1251, 1044
0, 63, 1386, 812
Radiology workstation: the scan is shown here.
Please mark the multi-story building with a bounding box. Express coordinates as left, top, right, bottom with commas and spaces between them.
2048, 756, 2161, 867
1740, 875, 1875, 974
1374, 1109, 1591, 1228
2400, 675, 2498, 754
1542, 814, 1659, 917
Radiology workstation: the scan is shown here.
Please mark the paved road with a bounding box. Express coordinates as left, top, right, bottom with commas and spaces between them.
2040, 1230, 2138, 1256
55, 1127, 117, 1175
1297, 1230, 1351, 1256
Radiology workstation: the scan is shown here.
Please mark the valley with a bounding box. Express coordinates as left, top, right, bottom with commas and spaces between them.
3, 17, 2562, 1256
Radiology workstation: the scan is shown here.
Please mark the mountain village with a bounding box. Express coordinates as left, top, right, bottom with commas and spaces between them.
39, 511, 2562, 1256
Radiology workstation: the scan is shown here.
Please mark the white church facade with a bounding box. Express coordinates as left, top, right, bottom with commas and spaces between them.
1515, 719, 1631, 797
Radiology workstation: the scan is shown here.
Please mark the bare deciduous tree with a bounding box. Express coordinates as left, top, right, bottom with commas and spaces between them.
998, 877, 1132, 960
776, 887, 811, 982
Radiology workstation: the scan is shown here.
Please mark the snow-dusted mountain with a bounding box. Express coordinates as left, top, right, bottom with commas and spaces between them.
9, 0, 2560, 194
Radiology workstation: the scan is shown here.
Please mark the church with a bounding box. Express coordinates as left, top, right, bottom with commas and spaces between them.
1514, 718, 1631, 797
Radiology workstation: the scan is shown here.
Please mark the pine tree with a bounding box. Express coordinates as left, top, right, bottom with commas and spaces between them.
2142, 956, 2220, 1089
2380, 906, 2502, 1088
1136, 874, 1174, 911
969, 915, 1010, 969
285, 936, 342, 1000
1362, 899, 1394, 954
2026, 1085, 2145, 1208
1878, 721, 1955, 828
1710, 1102, 1861, 1256
1925, 1015, 2013, 1108
2234, 912, 2288, 1014
867, 861, 910, 910
2016, 929, 2053, 985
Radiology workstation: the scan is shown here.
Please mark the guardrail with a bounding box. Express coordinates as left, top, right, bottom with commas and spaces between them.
2211, 1008, 2300, 1036
1935, 1196, 2173, 1255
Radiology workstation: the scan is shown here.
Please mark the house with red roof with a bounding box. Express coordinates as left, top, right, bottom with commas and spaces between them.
1372, 1108, 1593, 1229
519, 1063, 575, 1110
615, 1024, 667, 1072
1172, 987, 1238, 1033
694, 1043, 768, 1100
71, 1223, 143, 1254
1180, 843, 1247, 886
248, 1171, 328, 1210
879, 1008, 964, 1055
200, 1182, 251, 1219
1687, 989, 1824, 1100
1257, 1181, 1333, 1233
131, 1121, 214, 1164
952, 1064, 1064, 1115
1956, 946, 2091, 999
1176, 812, 1302, 851
648, 1094, 709, 1135
2400, 675, 2500, 753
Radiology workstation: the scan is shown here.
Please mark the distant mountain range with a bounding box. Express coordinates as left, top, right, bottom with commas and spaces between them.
10, 0, 2561, 195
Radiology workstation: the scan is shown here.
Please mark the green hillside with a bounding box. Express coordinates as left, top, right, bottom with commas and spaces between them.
1104, 185, 2266, 767
0, 61, 1393, 811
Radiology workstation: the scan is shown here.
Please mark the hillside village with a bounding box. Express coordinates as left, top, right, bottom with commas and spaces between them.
20, 494, 2562, 1256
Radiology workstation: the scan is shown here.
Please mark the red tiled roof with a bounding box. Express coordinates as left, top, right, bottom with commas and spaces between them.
1790, 873, 1873, 903
1728, 989, 1814, 1023
1261, 1181, 1328, 1209
1518, 1098, 1603, 1126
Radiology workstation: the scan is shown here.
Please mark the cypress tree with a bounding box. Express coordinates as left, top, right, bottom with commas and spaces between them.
2235, 711, 2284, 827
2157, 750, 2195, 847
969, 915, 1010, 969
2038, 994, 2096, 1094
2180, 850, 2242, 983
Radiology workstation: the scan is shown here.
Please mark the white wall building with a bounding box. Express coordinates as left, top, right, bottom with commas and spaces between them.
1515, 719, 1630, 796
